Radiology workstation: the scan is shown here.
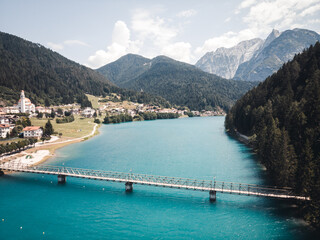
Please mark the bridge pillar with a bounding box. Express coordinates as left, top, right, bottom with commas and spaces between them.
125, 182, 133, 192
58, 175, 66, 184
0, 170, 4, 176
209, 190, 216, 202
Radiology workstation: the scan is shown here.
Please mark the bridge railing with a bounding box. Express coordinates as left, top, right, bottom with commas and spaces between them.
212, 181, 293, 196
0, 163, 294, 196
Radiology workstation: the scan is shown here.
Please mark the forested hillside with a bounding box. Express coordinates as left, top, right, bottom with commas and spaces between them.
98, 54, 256, 111
225, 42, 320, 228
0, 32, 170, 108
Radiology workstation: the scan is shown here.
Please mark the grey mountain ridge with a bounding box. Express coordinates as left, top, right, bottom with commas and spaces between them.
234, 28, 320, 81
196, 38, 263, 79
196, 28, 320, 82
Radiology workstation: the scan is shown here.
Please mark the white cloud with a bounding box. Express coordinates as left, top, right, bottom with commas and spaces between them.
130, 9, 195, 63
235, 0, 257, 14
177, 9, 197, 18
87, 21, 141, 69
131, 9, 177, 48
64, 40, 89, 47
300, 3, 320, 17
239, 0, 257, 9
195, 29, 256, 56
242, 0, 320, 34
224, 17, 231, 23
47, 39, 89, 51
162, 42, 192, 63
47, 42, 63, 51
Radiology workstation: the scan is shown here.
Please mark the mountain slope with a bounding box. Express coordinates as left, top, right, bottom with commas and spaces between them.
225, 42, 320, 227
0, 31, 117, 106
195, 38, 263, 79
0, 32, 170, 108
98, 54, 256, 111
97, 54, 151, 86
234, 28, 320, 81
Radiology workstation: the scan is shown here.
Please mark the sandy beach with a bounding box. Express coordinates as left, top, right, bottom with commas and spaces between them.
0, 123, 99, 168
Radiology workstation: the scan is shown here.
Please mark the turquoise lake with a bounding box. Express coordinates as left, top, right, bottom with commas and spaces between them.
0, 117, 312, 239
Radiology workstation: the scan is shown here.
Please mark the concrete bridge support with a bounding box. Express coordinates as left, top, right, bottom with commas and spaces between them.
58, 175, 66, 184
125, 182, 133, 192
209, 190, 216, 202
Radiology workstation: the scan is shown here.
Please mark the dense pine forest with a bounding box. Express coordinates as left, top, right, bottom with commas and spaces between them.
225, 42, 320, 228
0, 31, 171, 108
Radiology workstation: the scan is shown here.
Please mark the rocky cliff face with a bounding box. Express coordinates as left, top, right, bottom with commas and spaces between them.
234, 28, 320, 81
196, 28, 320, 82
195, 38, 263, 79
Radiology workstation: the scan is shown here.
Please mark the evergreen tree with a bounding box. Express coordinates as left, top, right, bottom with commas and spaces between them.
225, 42, 320, 228
44, 120, 54, 136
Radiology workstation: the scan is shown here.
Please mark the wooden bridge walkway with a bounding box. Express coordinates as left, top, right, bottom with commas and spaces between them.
0, 162, 309, 201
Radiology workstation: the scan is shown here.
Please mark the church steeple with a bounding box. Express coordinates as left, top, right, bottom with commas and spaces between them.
20, 90, 26, 113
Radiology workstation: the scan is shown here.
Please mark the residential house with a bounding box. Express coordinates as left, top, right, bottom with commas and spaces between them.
0, 124, 11, 138
35, 106, 52, 114
81, 108, 96, 118
23, 126, 43, 139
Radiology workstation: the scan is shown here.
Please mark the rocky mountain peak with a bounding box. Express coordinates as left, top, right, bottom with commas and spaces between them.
195, 38, 263, 79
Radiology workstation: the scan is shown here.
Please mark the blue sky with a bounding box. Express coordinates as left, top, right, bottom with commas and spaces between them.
1, 0, 320, 68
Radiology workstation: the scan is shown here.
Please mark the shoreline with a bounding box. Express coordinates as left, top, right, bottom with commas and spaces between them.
2, 116, 221, 170
1, 123, 100, 170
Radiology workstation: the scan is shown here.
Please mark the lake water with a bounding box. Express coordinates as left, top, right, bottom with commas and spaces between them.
0, 117, 312, 239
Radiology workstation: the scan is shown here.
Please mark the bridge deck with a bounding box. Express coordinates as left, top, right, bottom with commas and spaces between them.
0, 163, 309, 201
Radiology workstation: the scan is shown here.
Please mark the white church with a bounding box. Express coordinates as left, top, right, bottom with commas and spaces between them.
17, 90, 35, 113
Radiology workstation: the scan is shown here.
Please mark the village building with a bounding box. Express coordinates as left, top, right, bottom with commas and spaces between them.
81, 107, 96, 118
0, 117, 10, 125
35, 106, 52, 114
0, 124, 11, 138
17, 90, 35, 113
23, 126, 43, 139
4, 106, 20, 114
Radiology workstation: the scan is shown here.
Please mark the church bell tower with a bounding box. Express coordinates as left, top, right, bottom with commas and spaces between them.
20, 90, 26, 113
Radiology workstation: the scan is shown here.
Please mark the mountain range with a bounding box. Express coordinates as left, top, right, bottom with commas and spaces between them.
0, 31, 170, 108
97, 54, 256, 111
196, 28, 320, 82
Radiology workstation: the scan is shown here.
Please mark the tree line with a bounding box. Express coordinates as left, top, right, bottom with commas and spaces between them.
103, 112, 180, 124
225, 42, 320, 228
0, 138, 37, 156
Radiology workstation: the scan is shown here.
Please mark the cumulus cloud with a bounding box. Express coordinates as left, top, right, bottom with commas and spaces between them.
195, 0, 320, 60
162, 42, 192, 63
300, 3, 320, 17
177, 9, 197, 18
242, 0, 320, 34
235, 0, 257, 14
130, 9, 196, 63
131, 9, 177, 48
87, 21, 141, 69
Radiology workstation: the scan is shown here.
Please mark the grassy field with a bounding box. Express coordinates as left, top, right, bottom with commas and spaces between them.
86, 94, 101, 109
31, 115, 97, 138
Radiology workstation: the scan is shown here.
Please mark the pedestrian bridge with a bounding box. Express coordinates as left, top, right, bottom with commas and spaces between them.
0, 162, 309, 201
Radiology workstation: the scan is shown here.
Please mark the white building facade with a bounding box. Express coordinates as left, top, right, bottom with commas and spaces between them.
0, 124, 11, 138
17, 90, 35, 113
23, 126, 43, 139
